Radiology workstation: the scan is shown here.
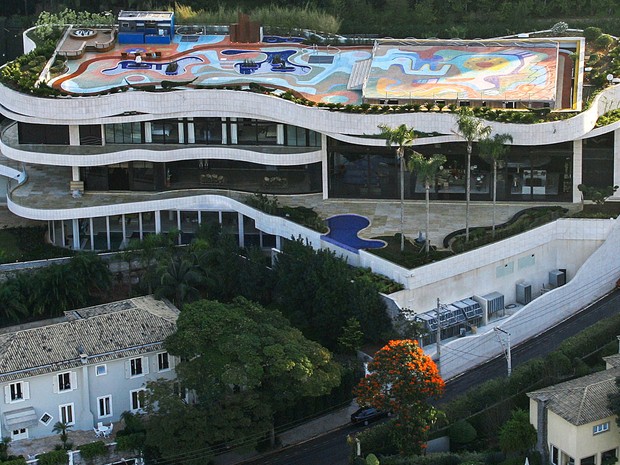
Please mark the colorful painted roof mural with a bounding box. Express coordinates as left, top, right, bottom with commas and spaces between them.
364, 41, 560, 102
51, 34, 372, 104
50, 32, 569, 106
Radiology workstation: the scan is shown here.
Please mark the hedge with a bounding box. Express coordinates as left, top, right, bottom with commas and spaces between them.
36, 450, 68, 465
78, 441, 107, 460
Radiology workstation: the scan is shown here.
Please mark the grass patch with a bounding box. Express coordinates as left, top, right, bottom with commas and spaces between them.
368, 234, 454, 269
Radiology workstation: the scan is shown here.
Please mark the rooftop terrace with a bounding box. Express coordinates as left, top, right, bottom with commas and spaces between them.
47, 28, 581, 109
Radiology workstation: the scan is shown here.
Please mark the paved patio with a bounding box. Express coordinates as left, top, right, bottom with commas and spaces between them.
3, 161, 580, 249
7, 427, 117, 458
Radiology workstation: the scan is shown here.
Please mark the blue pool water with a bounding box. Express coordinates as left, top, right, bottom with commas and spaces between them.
321, 214, 385, 253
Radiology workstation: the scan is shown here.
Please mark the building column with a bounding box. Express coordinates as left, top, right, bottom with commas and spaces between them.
572, 139, 583, 204
144, 122, 153, 143
613, 129, 620, 198
277, 124, 285, 145
69, 125, 80, 146
218, 211, 223, 224
275, 235, 282, 250
321, 133, 328, 200
139, 213, 143, 240
106, 216, 111, 250
238, 212, 245, 248
230, 117, 238, 144
80, 362, 94, 427
155, 210, 161, 234
89, 218, 94, 251
177, 210, 182, 245
61, 221, 66, 247
536, 397, 549, 464
187, 118, 195, 144
177, 119, 185, 144
121, 214, 126, 248
72, 219, 80, 250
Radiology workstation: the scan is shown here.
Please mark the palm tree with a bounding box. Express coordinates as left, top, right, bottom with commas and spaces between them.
155, 256, 202, 308
478, 133, 513, 238
408, 153, 447, 253
378, 124, 418, 252
52, 420, 72, 449
455, 108, 491, 242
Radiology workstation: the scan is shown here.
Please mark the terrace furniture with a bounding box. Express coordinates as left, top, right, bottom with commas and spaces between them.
200, 174, 225, 185
263, 176, 288, 189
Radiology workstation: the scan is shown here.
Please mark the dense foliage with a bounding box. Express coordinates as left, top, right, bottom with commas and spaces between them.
134, 298, 341, 459
354, 340, 444, 455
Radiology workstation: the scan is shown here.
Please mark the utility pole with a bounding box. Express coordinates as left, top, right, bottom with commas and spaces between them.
494, 327, 511, 376
436, 298, 442, 376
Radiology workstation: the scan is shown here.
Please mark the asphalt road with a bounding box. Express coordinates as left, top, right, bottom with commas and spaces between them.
242, 289, 620, 465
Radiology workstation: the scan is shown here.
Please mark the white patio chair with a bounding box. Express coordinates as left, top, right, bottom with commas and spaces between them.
93, 427, 102, 438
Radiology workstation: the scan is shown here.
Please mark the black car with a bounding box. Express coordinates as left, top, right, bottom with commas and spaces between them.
350, 407, 389, 425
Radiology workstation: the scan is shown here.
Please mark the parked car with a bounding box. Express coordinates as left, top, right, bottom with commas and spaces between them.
350, 407, 389, 425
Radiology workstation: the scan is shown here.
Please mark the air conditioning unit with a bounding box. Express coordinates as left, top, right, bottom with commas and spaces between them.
516, 282, 532, 305
549, 270, 566, 288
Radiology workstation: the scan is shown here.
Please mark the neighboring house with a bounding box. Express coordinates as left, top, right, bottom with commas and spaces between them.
528, 354, 620, 465
0, 296, 179, 441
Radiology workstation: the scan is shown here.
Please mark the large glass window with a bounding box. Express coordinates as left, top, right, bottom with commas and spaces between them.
151, 120, 179, 144
18, 123, 69, 145
237, 118, 278, 145
194, 118, 223, 144
583, 133, 614, 188
104, 122, 143, 144
286, 125, 320, 147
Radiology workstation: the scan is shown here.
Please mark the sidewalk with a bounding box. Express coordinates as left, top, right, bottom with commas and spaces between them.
215, 402, 359, 465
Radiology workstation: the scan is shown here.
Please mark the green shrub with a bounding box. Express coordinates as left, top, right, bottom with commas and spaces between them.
2, 458, 27, 465
352, 420, 399, 458
449, 420, 477, 448
78, 441, 107, 460
584, 27, 603, 42
37, 450, 68, 465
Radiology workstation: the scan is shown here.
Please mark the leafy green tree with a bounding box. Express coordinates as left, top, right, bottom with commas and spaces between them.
338, 317, 364, 355
378, 124, 418, 252
165, 297, 342, 446
578, 184, 619, 206
455, 108, 491, 242
498, 409, 537, 455
354, 339, 444, 455
273, 239, 391, 350
67, 252, 112, 296
478, 133, 513, 238
408, 152, 446, 253
449, 419, 477, 450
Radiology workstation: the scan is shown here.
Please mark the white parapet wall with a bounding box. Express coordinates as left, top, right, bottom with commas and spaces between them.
434, 217, 620, 380
361, 218, 615, 313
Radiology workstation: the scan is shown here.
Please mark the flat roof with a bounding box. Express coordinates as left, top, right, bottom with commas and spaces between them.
48, 33, 576, 107
364, 40, 560, 102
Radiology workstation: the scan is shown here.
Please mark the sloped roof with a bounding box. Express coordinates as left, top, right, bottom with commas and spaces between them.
528, 367, 620, 426
0, 296, 178, 383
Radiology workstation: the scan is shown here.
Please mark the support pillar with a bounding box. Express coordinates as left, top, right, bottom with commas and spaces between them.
89, 218, 94, 251
155, 211, 161, 234
106, 217, 111, 250
121, 214, 126, 248
613, 129, 620, 198
275, 235, 282, 250
177, 210, 182, 245
321, 133, 329, 200
72, 219, 80, 250
218, 211, 223, 224
61, 221, 66, 247
139, 213, 143, 240
572, 139, 583, 204
238, 212, 245, 248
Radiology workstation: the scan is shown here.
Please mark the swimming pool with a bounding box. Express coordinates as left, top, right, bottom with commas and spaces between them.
321, 214, 385, 253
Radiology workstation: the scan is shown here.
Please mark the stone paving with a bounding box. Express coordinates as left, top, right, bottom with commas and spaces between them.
3, 162, 580, 248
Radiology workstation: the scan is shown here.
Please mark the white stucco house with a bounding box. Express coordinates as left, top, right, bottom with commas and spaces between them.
528, 354, 620, 465
0, 295, 178, 441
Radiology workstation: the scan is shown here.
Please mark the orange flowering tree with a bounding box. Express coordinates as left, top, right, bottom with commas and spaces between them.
353, 339, 444, 455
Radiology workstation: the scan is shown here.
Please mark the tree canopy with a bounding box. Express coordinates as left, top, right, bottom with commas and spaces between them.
354, 339, 444, 455
163, 297, 342, 445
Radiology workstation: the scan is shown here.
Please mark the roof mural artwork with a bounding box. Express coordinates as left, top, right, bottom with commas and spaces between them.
364, 41, 560, 103
51, 33, 372, 104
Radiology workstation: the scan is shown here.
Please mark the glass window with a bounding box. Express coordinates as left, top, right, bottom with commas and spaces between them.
130, 389, 145, 411
151, 120, 179, 144
98, 395, 112, 418
194, 118, 223, 144
9, 382, 23, 401
593, 422, 610, 435
602, 449, 617, 465
551, 445, 559, 465
39, 413, 53, 425
130, 358, 143, 377
58, 372, 72, 392
59, 403, 74, 425
105, 122, 143, 144
10, 428, 27, 441
158, 352, 170, 371
581, 456, 595, 465
96, 365, 107, 376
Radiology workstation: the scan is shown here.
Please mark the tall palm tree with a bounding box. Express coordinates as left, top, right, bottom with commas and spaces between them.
378, 124, 418, 252
455, 108, 491, 242
478, 133, 513, 238
408, 153, 446, 253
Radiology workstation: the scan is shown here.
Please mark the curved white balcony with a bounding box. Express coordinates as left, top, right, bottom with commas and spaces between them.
1, 81, 620, 145
0, 123, 322, 166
